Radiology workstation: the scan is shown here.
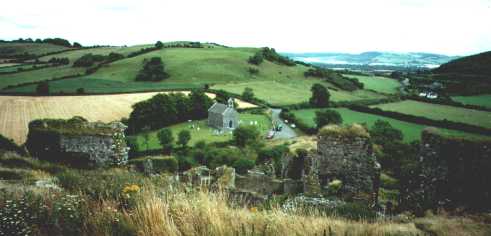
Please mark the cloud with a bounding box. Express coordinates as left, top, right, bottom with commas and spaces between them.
1, 0, 490, 55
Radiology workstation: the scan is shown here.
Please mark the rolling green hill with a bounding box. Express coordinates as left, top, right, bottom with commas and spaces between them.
0, 42, 389, 105
433, 51, 491, 78
0, 42, 71, 58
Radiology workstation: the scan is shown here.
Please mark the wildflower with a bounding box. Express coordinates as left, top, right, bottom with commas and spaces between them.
122, 184, 141, 194
249, 207, 258, 213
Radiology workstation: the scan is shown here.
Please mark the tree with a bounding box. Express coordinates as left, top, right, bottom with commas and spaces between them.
248, 52, 264, 65
177, 130, 191, 147
73, 42, 82, 48
233, 125, 260, 147
36, 81, 49, 95
242, 87, 255, 102
157, 129, 174, 154
309, 83, 330, 107
135, 57, 169, 81
155, 41, 164, 49
188, 89, 213, 118
370, 120, 403, 146
233, 158, 255, 174
315, 109, 342, 128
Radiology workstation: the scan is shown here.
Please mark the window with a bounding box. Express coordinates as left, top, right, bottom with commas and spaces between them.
229, 120, 233, 128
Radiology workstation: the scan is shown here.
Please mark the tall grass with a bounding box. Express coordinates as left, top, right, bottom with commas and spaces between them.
121, 186, 421, 236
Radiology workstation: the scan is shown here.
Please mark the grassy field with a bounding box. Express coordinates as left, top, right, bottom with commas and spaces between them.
0, 45, 151, 90
212, 80, 386, 106
371, 100, 491, 129
0, 92, 254, 144
2, 78, 202, 94
1, 45, 386, 106
38, 45, 151, 62
291, 108, 487, 142
452, 94, 491, 108
131, 113, 271, 151
0, 43, 70, 57
343, 74, 401, 94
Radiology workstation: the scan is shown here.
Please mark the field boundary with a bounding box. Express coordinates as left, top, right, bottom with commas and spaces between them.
348, 105, 491, 136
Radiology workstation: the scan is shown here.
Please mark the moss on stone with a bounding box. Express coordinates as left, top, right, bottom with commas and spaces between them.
318, 124, 370, 139
28, 116, 115, 136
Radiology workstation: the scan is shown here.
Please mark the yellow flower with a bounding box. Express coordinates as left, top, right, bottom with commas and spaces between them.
249, 207, 258, 213
122, 184, 141, 194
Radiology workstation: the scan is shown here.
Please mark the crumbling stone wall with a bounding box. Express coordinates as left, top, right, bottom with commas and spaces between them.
283, 125, 380, 202
312, 135, 379, 199
26, 117, 128, 168
407, 129, 491, 211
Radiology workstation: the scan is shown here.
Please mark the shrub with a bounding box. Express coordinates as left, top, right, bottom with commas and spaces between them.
0, 134, 22, 153
310, 83, 330, 107
135, 57, 169, 82
177, 130, 191, 147
233, 125, 260, 147
248, 52, 264, 65
76, 87, 85, 94
315, 109, 342, 128
36, 81, 49, 95
152, 156, 178, 173
232, 158, 255, 174
242, 87, 255, 102
248, 67, 259, 75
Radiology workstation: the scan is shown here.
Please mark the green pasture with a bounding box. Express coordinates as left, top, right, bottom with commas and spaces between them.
0, 45, 152, 90
291, 108, 486, 142
371, 100, 491, 129
452, 94, 491, 108
0, 43, 70, 57
343, 74, 401, 94
213, 80, 386, 106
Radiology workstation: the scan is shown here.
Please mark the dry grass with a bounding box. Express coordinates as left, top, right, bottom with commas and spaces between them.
319, 124, 370, 139
414, 213, 491, 236
0, 92, 256, 144
120, 187, 422, 236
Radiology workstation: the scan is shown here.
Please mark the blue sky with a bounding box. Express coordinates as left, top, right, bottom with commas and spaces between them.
1, 0, 490, 55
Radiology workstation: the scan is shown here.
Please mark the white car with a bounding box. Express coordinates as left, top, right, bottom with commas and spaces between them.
266, 130, 275, 139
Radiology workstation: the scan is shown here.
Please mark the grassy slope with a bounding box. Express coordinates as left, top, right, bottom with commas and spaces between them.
343, 74, 401, 94
131, 113, 271, 151
291, 108, 487, 142
2, 46, 385, 104
371, 100, 491, 129
0, 45, 150, 90
0, 43, 70, 57
452, 94, 491, 108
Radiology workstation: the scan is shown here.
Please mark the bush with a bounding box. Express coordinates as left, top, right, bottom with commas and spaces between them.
0, 134, 22, 153
232, 158, 255, 174
248, 67, 259, 75
315, 109, 342, 128
152, 156, 178, 173
310, 83, 330, 107
248, 52, 264, 65
36, 81, 49, 95
233, 125, 260, 147
76, 87, 85, 94
242, 87, 255, 102
135, 57, 169, 82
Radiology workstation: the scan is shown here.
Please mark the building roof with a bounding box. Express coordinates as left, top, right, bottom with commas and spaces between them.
208, 102, 236, 115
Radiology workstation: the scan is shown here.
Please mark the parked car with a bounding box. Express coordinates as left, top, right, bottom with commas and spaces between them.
266, 130, 276, 139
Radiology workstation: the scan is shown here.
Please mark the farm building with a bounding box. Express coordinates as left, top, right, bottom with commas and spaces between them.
208, 98, 239, 131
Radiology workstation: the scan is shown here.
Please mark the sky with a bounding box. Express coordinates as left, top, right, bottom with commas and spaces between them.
1, 0, 490, 56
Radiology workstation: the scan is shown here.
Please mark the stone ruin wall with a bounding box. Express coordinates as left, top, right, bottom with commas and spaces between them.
311, 135, 379, 197
60, 134, 123, 167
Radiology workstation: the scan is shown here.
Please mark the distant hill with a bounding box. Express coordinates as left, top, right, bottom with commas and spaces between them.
0, 43, 71, 58
433, 51, 491, 77
282, 51, 459, 69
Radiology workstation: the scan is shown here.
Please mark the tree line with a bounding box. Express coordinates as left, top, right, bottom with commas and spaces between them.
126, 90, 213, 134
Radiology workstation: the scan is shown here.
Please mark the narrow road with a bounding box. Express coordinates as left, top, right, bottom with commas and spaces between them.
271, 109, 297, 139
